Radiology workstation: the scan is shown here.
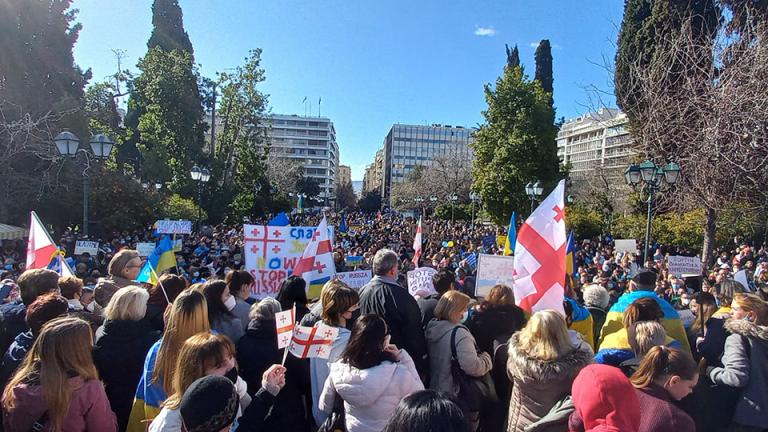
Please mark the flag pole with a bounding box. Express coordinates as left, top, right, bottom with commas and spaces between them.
148, 264, 170, 304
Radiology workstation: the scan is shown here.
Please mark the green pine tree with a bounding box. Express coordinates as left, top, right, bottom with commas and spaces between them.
534, 40, 553, 94
148, 0, 194, 54
505, 44, 520, 69
472, 64, 561, 224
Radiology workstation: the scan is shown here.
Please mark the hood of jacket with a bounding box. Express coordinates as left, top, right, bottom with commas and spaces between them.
725, 318, 768, 342
7, 330, 34, 362
329, 360, 400, 407
508, 332, 593, 383
425, 319, 459, 344
571, 364, 640, 432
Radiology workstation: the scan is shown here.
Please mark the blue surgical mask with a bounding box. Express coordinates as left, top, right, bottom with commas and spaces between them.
461, 311, 469, 323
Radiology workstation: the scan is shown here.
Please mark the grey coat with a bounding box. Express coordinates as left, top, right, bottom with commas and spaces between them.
708, 319, 768, 429
425, 320, 492, 395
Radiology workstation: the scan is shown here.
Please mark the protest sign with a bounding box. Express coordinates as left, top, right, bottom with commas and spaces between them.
155, 220, 192, 235
173, 238, 183, 252
475, 254, 515, 298
667, 256, 703, 277
244, 225, 334, 299
614, 239, 637, 255
335, 270, 373, 290
136, 242, 156, 257
482, 235, 496, 250
344, 255, 364, 267
74, 241, 99, 256
407, 267, 438, 298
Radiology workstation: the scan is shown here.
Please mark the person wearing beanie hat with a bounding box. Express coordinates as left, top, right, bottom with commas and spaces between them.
180, 376, 239, 432
568, 364, 640, 432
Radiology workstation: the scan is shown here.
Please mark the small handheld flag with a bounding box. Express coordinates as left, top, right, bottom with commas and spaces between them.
275, 306, 296, 349
287, 322, 339, 359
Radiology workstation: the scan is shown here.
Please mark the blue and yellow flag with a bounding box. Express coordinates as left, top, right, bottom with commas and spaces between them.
503, 212, 516, 256
565, 230, 576, 277
297, 194, 304, 214
136, 236, 175, 284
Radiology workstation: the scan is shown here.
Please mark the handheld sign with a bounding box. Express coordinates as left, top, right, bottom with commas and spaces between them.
667, 256, 702, 277
475, 254, 515, 298
136, 242, 156, 257
74, 241, 99, 256
614, 239, 637, 255
155, 220, 192, 235
407, 267, 438, 298
334, 270, 372, 290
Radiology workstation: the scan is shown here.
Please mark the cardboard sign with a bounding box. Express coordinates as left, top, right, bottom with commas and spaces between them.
614, 239, 637, 255
244, 225, 334, 299
344, 255, 364, 267
667, 256, 702, 277
335, 270, 373, 290
407, 267, 438, 298
482, 235, 496, 250
74, 241, 99, 256
136, 242, 156, 257
155, 220, 192, 234
475, 254, 516, 298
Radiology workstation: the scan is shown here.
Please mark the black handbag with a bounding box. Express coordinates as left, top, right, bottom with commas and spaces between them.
450, 325, 498, 412
317, 393, 346, 432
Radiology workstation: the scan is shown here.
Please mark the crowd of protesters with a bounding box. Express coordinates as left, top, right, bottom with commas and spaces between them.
0, 210, 766, 431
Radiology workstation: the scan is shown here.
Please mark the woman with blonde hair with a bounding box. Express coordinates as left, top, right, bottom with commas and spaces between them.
2, 316, 116, 431
506, 310, 592, 432
426, 290, 492, 431
127, 290, 210, 432
149, 333, 250, 431
94, 286, 161, 432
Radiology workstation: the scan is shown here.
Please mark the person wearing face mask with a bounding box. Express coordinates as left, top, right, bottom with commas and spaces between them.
705, 294, 768, 431
630, 346, 698, 432
425, 291, 492, 431
58, 275, 85, 310
149, 332, 250, 431
203, 280, 245, 344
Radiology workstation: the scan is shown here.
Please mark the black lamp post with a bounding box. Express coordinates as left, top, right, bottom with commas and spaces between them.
624, 160, 681, 265
54, 131, 114, 237
525, 181, 544, 213
190, 165, 210, 224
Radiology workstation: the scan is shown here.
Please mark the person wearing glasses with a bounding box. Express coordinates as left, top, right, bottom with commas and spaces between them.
94, 249, 143, 315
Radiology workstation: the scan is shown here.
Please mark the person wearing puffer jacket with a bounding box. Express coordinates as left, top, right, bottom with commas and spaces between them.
319, 314, 424, 432
706, 294, 768, 431
507, 310, 593, 432
568, 364, 640, 432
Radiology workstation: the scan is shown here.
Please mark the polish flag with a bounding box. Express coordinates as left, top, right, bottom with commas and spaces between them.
287, 322, 339, 359
292, 216, 336, 287
513, 180, 567, 315
412, 217, 423, 267
26, 211, 58, 270
275, 306, 296, 349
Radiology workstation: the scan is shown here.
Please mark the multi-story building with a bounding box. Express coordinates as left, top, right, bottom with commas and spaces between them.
337, 164, 351, 186
362, 149, 384, 194
262, 114, 340, 204
556, 108, 634, 182
379, 124, 475, 206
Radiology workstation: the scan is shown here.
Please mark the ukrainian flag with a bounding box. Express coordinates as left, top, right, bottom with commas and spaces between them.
565, 296, 595, 350
503, 212, 516, 256
598, 290, 691, 356
136, 235, 175, 284
126, 340, 166, 432
565, 230, 576, 278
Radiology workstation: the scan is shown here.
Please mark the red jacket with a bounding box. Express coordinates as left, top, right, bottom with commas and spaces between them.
569, 364, 640, 432
634, 384, 695, 432
3, 376, 117, 432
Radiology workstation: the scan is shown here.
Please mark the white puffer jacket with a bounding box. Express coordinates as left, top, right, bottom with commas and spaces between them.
319, 349, 424, 432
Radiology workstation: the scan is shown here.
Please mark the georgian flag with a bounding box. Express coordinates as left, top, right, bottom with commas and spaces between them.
26, 211, 59, 270
275, 306, 296, 349
292, 216, 336, 288
412, 217, 423, 267
287, 322, 339, 359
513, 180, 567, 315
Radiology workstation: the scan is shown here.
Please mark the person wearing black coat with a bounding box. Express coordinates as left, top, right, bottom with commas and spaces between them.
92, 287, 161, 432
359, 250, 429, 378
417, 269, 455, 329
236, 298, 311, 431
465, 284, 527, 357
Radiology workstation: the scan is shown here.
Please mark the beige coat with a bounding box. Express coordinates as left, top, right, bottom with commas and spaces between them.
506, 333, 593, 432
425, 320, 492, 396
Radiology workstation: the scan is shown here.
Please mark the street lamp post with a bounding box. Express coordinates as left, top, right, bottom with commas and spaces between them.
190, 165, 210, 224
624, 160, 681, 265
54, 131, 114, 237
415, 196, 425, 218
448, 194, 459, 224
470, 192, 480, 229
525, 181, 544, 213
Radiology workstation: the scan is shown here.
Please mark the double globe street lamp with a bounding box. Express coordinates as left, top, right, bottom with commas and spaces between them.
190, 165, 211, 224
624, 160, 681, 265
525, 181, 544, 213
54, 131, 115, 237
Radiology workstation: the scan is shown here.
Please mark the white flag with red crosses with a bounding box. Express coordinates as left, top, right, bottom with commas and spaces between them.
275, 306, 296, 349
512, 179, 567, 316
287, 322, 339, 359
292, 216, 336, 288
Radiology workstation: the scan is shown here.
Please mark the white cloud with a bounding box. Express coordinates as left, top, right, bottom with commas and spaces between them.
474, 26, 496, 37
529, 41, 563, 50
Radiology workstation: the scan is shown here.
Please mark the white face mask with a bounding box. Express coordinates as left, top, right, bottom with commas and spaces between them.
85, 302, 95, 313
224, 295, 237, 311
461, 310, 469, 323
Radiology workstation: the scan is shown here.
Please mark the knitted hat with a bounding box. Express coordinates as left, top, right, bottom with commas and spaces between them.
180, 376, 238, 432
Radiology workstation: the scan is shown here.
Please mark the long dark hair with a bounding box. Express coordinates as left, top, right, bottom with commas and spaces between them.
276, 275, 308, 311
382, 390, 470, 432
225, 270, 254, 299
340, 314, 397, 370
149, 274, 186, 306
202, 280, 234, 324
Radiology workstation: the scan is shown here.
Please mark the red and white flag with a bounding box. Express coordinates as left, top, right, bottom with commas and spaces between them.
513, 180, 567, 315
26, 211, 58, 270
275, 306, 296, 349
287, 322, 339, 359
292, 216, 336, 287
412, 217, 423, 267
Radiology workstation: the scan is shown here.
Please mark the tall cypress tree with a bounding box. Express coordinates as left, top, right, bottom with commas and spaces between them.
534, 39, 553, 94
147, 0, 194, 54
505, 44, 520, 69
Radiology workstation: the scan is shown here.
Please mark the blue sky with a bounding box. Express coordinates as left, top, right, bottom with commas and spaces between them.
72, 0, 623, 180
